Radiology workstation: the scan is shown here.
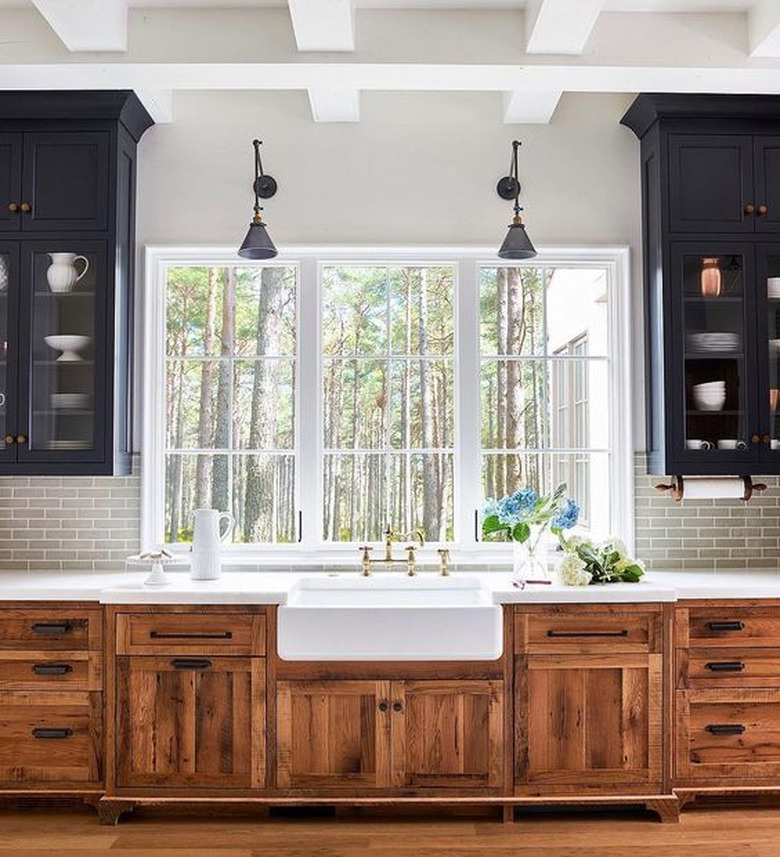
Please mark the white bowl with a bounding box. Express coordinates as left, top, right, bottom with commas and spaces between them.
693, 389, 726, 411
44, 335, 91, 362
50, 393, 90, 410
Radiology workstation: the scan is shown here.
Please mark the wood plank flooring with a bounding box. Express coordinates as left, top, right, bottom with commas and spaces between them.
2, 805, 780, 856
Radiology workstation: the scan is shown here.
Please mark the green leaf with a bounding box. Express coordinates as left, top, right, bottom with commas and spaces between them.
512, 522, 531, 543
481, 515, 504, 535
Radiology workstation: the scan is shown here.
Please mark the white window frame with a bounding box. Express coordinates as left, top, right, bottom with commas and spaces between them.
142, 245, 633, 563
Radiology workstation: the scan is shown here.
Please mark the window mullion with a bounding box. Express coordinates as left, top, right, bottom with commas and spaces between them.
456, 259, 481, 550
298, 257, 320, 550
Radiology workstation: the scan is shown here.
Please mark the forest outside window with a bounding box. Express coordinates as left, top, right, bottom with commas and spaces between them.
145, 248, 631, 554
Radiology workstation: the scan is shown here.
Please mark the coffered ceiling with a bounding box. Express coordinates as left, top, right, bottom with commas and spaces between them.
0, 0, 779, 124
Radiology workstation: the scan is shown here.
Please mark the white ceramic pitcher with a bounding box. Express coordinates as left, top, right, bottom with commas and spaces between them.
46, 253, 89, 294
191, 508, 234, 581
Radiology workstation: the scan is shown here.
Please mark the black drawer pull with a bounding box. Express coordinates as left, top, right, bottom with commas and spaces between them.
705, 723, 746, 736
171, 658, 212, 670
705, 662, 745, 673
150, 631, 233, 640
707, 621, 745, 632
32, 728, 72, 739
32, 663, 73, 676
546, 629, 629, 638
31, 622, 71, 635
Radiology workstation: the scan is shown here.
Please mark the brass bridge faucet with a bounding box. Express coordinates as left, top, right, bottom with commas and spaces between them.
359, 527, 451, 577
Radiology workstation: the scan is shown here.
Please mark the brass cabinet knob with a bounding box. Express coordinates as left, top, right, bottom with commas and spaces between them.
744, 203, 755, 215
3, 435, 14, 445
19, 202, 31, 213
758, 204, 769, 216
752, 433, 761, 444
764, 434, 771, 444
15, 434, 26, 444
7, 202, 18, 213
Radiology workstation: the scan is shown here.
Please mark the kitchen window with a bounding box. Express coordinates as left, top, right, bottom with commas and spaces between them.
142, 247, 632, 556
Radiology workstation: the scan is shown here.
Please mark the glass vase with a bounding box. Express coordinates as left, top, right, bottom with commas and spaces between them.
512, 538, 549, 582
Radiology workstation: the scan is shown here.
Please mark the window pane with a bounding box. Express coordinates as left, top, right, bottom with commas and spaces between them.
166, 267, 225, 357
390, 359, 454, 449
388, 453, 454, 541
322, 266, 387, 356
547, 267, 609, 357
233, 455, 296, 543
481, 452, 610, 538
235, 360, 295, 450
166, 360, 223, 450
479, 266, 545, 356
234, 266, 297, 357
323, 359, 387, 450
165, 453, 230, 543
323, 453, 387, 542
390, 266, 454, 355
481, 359, 549, 450
549, 358, 609, 450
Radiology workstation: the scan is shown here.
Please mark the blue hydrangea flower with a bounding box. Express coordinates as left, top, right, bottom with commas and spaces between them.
552, 497, 580, 531
497, 488, 538, 525
483, 497, 501, 517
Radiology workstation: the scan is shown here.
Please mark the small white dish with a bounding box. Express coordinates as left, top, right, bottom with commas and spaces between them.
44, 335, 91, 362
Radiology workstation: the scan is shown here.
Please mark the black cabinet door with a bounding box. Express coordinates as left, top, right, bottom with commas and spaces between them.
0, 243, 20, 464
669, 135, 755, 234
22, 133, 110, 233
15, 241, 109, 468
668, 243, 761, 474
754, 244, 780, 465
753, 137, 780, 233
0, 134, 22, 233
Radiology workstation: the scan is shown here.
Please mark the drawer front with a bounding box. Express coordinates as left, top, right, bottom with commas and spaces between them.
116, 611, 265, 655
0, 652, 100, 691
0, 608, 100, 651
515, 609, 661, 654
677, 689, 780, 782
0, 690, 102, 785
680, 648, 780, 688
687, 608, 780, 648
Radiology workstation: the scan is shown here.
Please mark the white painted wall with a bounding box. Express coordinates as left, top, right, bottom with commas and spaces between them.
134, 89, 644, 445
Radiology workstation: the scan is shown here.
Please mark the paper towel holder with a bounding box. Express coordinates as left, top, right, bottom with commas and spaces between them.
654, 475, 768, 503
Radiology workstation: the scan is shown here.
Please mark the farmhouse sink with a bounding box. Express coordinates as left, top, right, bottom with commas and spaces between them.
277, 575, 503, 661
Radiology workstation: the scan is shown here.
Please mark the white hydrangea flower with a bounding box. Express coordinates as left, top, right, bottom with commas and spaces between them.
558, 552, 592, 587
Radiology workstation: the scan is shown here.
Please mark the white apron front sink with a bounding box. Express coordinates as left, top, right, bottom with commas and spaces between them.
277, 575, 503, 661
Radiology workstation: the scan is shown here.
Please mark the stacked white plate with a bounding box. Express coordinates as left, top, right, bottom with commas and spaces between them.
692, 380, 726, 412
50, 393, 90, 410
769, 278, 780, 299
687, 332, 742, 353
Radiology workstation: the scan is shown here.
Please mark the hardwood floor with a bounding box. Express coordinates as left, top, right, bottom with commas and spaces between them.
1, 805, 780, 855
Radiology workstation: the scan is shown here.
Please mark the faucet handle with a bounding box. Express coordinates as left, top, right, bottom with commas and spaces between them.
358, 545, 373, 577
404, 544, 417, 577
438, 548, 451, 577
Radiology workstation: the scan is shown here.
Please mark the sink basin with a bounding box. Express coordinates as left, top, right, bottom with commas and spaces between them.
277, 575, 503, 661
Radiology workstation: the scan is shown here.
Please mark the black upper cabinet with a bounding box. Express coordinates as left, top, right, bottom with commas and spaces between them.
623, 94, 780, 476
0, 92, 153, 476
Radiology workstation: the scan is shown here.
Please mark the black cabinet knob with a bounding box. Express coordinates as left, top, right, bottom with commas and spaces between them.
393, 702, 403, 712
378, 701, 389, 712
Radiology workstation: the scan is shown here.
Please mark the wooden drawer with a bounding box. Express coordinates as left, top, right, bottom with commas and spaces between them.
0, 608, 101, 651
681, 607, 780, 648
678, 648, 780, 688
515, 606, 662, 654
0, 690, 102, 786
0, 652, 101, 692
676, 688, 780, 783
116, 611, 266, 655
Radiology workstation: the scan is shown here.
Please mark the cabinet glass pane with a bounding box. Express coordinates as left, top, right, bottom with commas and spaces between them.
30, 251, 97, 452
0, 252, 7, 451
682, 253, 749, 453
765, 254, 780, 452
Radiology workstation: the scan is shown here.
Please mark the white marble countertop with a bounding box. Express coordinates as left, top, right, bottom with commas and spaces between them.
0, 567, 777, 604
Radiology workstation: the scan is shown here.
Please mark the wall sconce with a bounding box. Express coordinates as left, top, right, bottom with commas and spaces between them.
238, 139, 278, 260
700, 257, 721, 297
496, 140, 537, 260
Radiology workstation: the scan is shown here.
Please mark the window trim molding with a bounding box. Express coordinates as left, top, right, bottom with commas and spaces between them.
141, 244, 633, 559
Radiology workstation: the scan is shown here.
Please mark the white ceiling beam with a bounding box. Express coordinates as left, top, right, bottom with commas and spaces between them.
31, 0, 128, 52
288, 0, 354, 52
308, 89, 360, 122
525, 0, 605, 55
749, 0, 780, 58
503, 91, 562, 125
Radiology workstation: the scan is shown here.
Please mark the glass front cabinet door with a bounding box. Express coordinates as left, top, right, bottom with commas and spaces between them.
671, 245, 761, 473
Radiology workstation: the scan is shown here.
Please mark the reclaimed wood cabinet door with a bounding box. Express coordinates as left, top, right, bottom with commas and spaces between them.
116, 656, 265, 789
392, 680, 503, 790
516, 654, 663, 793
276, 680, 391, 790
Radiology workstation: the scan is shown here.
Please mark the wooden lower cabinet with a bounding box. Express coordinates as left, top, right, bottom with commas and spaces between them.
515, 654, 663, 793
115, 656, 265, 789
276, 678, 504, 791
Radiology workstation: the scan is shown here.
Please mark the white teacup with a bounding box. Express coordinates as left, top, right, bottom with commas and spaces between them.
717, 439, 748, 450
686, 439, 713, 450
772, 439, 780, 450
